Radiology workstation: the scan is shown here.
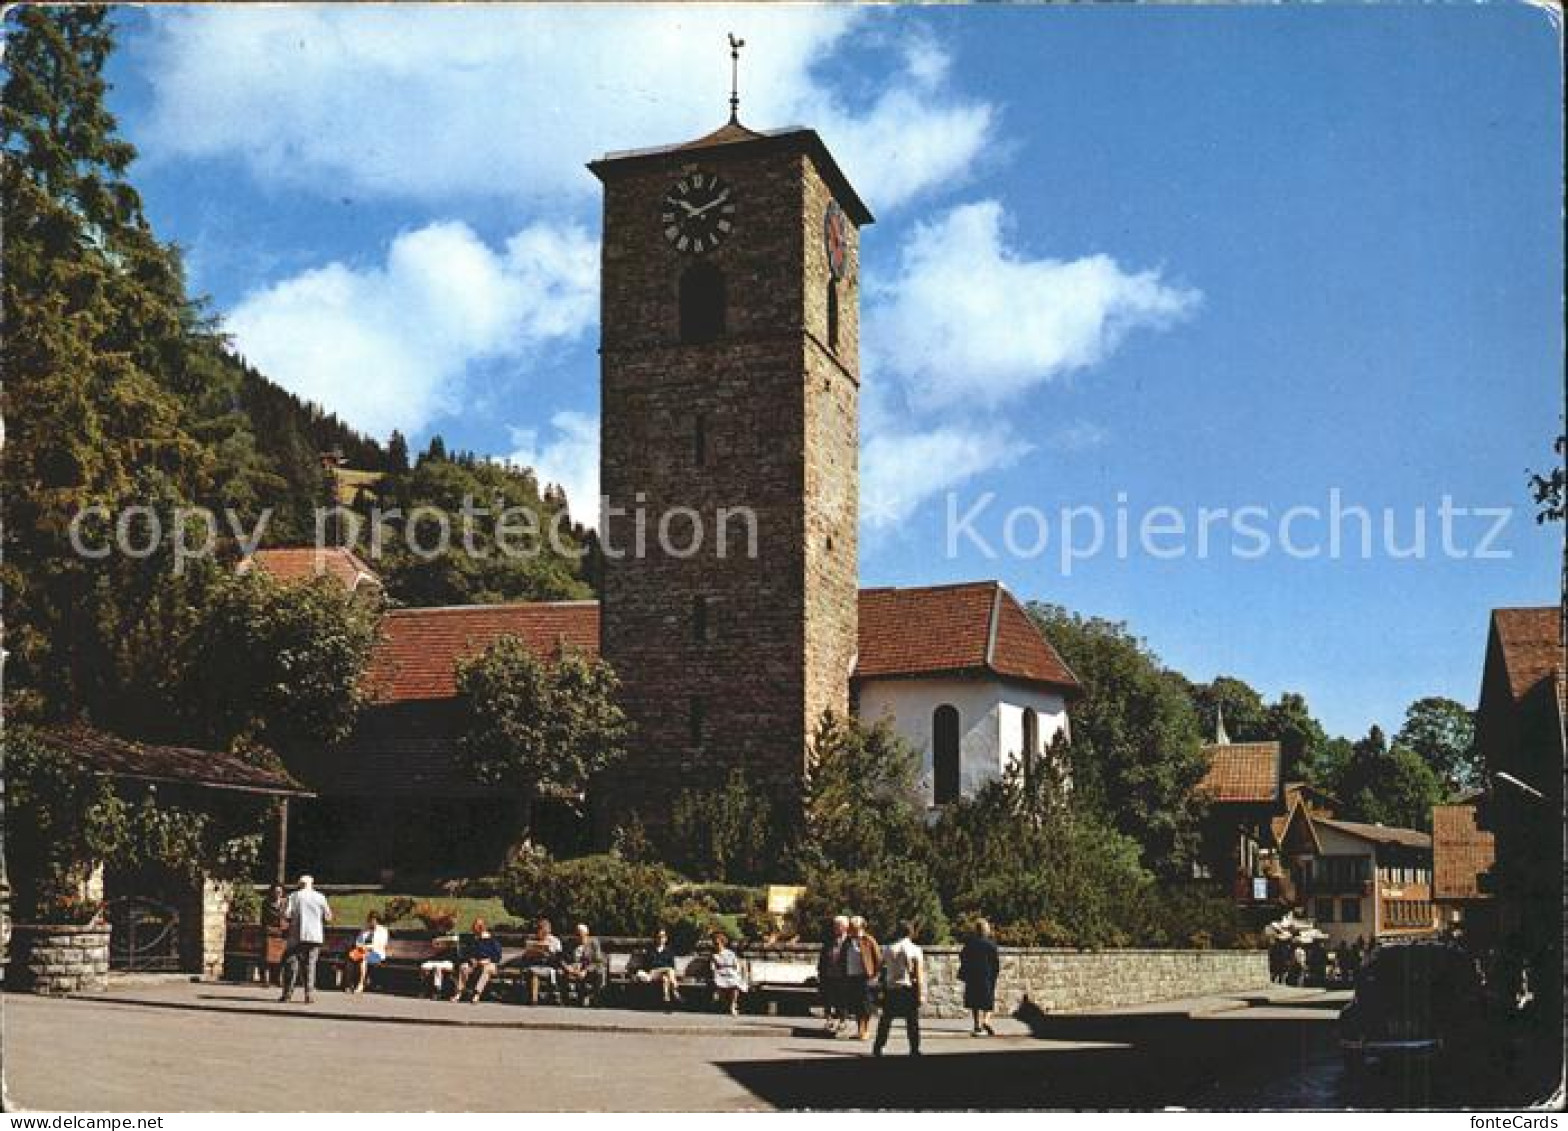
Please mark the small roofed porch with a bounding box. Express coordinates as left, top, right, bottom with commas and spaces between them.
10, 726, 312, 984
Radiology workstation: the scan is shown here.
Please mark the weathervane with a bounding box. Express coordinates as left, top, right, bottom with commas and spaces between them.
728, 32, 746, 123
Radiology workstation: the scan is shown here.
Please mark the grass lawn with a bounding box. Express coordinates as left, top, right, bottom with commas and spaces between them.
329, 893, 511, 931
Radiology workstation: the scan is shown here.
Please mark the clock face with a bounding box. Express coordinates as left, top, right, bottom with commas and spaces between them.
824, 201, 849, 280
662, 170, 736, 255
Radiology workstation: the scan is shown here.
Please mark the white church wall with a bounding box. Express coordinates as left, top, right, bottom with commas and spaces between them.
855, 677, 1070, 806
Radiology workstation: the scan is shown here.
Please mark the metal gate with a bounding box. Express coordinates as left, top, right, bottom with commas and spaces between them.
106, 896, 182, 972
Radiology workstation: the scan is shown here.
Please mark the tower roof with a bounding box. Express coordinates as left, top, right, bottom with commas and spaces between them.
589, 122, 874, 227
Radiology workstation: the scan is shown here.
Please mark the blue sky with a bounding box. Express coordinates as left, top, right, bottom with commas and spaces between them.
101, 5, 1561, 739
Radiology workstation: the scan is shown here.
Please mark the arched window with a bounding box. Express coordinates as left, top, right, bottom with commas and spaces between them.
933, 705, 961, 805
679, 264, 726, 344
1022, 707, 1039, 787
827, 279, 840, 351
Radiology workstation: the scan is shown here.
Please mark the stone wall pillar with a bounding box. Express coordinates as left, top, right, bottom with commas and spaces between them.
8, 923, 110, 994
180, 874, 232, 979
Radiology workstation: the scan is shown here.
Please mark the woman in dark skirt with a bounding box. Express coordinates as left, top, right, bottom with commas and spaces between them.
958, 918, 1001, 1036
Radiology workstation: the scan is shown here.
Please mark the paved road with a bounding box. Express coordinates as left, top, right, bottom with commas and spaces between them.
2, 985, 1553, 1110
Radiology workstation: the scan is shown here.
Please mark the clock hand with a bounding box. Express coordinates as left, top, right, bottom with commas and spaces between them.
690, 189, 731, 218
674, 199, 699, 217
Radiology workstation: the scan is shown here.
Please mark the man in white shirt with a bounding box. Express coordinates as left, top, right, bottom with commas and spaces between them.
280, 874, 333, 1003
872, 921, 924, 1058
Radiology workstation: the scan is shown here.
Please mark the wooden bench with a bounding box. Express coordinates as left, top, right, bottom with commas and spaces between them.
744, 958, 819, 1015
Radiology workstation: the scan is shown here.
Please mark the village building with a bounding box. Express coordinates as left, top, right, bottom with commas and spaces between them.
1431, 795, 1497, 947
1276, 804, 1437, 945
1193, 722, 1285, 906
1473, 605, 1563, 1016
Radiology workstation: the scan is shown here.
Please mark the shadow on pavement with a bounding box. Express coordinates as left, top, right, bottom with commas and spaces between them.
717, 999, 1556, 1109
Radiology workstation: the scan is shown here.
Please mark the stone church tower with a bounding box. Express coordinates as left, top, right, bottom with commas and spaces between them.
590, 115, 872, 828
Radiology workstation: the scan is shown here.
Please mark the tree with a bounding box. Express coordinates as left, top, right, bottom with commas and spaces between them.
387, 430, 410, 474
177, 570, 381, 751
358, 450, 593, 606
1262, 692, 1330, 784
1396, 696, 1478, 791
457, 637, 629, 837
1190, 675, 1268, 742
1026, 604, 1208, 875
1333, 725, 1445, 831
666, 769, 788, 884
798, 711, 925, 874
1528, 433, 1565, 524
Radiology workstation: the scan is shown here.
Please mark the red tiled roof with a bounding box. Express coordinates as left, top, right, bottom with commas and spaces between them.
1491, 607, 1563, 702
239, 547, 381, 592
363, 583, 1079, 704
1432, 802, 1495, 901
36, 724, 310, 796
365, 602, 601, 703
1198, 741, 1282, 803
855, 582, 1080, 692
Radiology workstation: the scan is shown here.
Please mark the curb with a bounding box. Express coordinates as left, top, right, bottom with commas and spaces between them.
66, 992, 1024, 1042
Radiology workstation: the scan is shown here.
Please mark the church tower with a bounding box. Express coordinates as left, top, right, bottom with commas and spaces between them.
589, 104, 872, 829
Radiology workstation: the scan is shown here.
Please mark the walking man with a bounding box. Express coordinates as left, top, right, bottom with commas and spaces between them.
279, 874, 332, 1003
872, 921, 923, 1059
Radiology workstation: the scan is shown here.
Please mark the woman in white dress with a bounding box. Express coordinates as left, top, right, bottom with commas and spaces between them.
709, 930, 747, 1016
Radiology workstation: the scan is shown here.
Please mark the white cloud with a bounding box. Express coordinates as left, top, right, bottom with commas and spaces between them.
136, 6, 991, 213
225, 220, 597, 438
862, 425, 1031, 528
509, 411, 600, 526
853, 201, 1197, 522
869, 200, 1201, 411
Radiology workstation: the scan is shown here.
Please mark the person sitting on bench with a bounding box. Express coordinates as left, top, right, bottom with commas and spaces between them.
522, 917, 563, 1005
451, 918, 503, 1003
420, 932, 458, 999
345, 911, 389, 994
634, 928, 684, 1006
709, 930, 748, 1016
562, 922, 606, 1006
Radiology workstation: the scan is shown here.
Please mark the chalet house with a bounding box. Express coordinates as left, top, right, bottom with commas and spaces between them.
1474, 605, 1562, 1011
1432, 796, 1496, 947
1193, 734, 1285, 906
1277, 805, 1437, 945
282, 581, 1080, 878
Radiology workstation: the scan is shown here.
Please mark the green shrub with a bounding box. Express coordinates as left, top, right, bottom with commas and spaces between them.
737, 900, 780, 944
1127, 883, 1249, 949
674, 882, 764, 914
500, 852, 674, 936
226, 884, 262, 924
666, 769, 790, 884
794, 860, 948, 944
659, 897, 726, 953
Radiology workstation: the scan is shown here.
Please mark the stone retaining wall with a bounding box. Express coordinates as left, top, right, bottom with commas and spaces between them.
8, 923, 110, 994
748, 943, 1269, 1019
921, 947, 1269, 1019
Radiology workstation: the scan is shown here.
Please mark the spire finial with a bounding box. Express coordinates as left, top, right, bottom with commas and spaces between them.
1215, 702, 1231, 745
727, 33, 746, 124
